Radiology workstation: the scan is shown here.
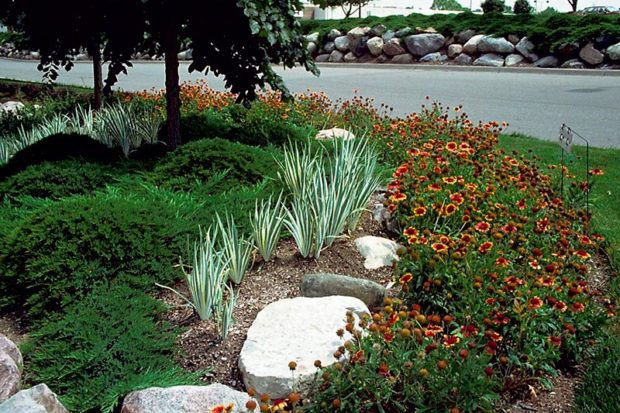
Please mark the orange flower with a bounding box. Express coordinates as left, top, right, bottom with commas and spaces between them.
427, 183, 442, 192
478, 241, 493, 254
588, 169, 604, 176
495, 257, 510, 267
413, 206, 427, 217
432, 242, 448, 253
442, 177, 457, 185
548, 336, 562, 347
399, 273, 413, 284
210, 403, 234, 413
528, 296, 543, 310
443, 335, 460, 348
403, 227, 418, 237
571, 302, 585, 313
475, 222, 491, 233
450, 193, 464, 205
390, 192, 407, 202
446, 142, 458, 152
573, 249, 591, 260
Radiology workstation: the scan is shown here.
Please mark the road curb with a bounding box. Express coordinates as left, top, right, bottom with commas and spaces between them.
314, 62, 620, 77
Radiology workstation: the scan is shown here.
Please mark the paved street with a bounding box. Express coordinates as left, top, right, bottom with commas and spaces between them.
1, 58, 619, 148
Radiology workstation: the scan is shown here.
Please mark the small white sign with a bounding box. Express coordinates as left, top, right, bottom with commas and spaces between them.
559, 124, 573, 153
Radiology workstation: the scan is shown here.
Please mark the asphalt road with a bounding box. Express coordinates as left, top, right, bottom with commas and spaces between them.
1, 58, 619, 148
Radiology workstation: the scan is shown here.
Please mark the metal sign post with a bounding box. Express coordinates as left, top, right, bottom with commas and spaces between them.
558, 124, 590, 222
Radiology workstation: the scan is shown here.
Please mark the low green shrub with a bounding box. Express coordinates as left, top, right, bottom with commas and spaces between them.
0, 133, 119, 179
228, 114, 311, 147
150, 138, 279, 193
179, 110, 233, 142
24, 284, 199, 413
0, 160, 114, 200
0, 193, 197, 318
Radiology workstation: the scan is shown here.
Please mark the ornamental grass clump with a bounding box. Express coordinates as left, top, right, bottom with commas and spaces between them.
250, 195, 285, 262
216, 213, 253, 284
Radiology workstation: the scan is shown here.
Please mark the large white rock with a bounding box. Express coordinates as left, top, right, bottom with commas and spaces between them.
315, 128, 355, 140
462, 34, 485, 55
0, 384, 68, 413
366, 37, 384, 56
477, 36, 515, 54
121, 384, 255, 413
238, 296, 369, 398
0, 101, 25, 116
447, 44, 463, 58
505, 53, 525, 67
607, 42, 620, 61
354, 236, 400, 270
334, 35, 350, 52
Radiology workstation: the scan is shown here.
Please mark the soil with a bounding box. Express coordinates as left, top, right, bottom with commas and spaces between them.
157, 199, 394, 390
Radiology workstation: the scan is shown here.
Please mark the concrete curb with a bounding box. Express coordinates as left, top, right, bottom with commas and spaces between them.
314, 62, 620, 77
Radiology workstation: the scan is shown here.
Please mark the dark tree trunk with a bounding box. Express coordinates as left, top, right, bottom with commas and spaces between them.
88, 41, 103, 110
569, 0, 577, 12
163, 23, 181, 150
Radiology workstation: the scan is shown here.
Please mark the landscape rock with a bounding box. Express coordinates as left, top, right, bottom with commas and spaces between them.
507, 34, 520, 45
344, 52, 357, 63
0, 335, 22, 372
355, 236, 400, 269
0, 384, 68, 413
334, 35, 350, 52
382, 38, 405, 56
390, 53, 415, 64
560, 59, 585, 69
305, 32, 320, 44
349, 36, 369, 56
356, 54, 377, 63
607, 42, 620, 61
121, 384, 255, 413
327, 29, 342, 41
415, 26, 437, 34
473, 53, 504, 67
579, 43, 604, 65
177, 49, 192, 60
29, 51, 40, 59
462, 34, 485, 55
0, 353, 19, 402
515, 37, 538, 62
315, 128, 355, 140
477, 36, 515, 54
366, 37, 384, 56
328, 50, 344, 63
534, 56, 560, 68
453, 53, 473, 65
557, 42, 580, 59
323, 41, 335, 53
239, 296, 369, 398
394, 27, 412, 38
381, 30, 396, 42
315, 54, 330, 63
301, 273, 386, 308
376, 55, 389, 63
75, 53, 89, 61
306, 42, 317, 55
594, 34, 617, 50
447, 44, 463, 58
505, 53, 525, 66
369, 24, 387, 37
419, 52, 446, 63
348, 27, 370, 38
404, 33, 445, 56
455, 29, 476, 44
0, 101, 25, 116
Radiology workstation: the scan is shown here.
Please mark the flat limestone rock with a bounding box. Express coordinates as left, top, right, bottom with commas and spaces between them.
301, 273, 386, 308
121, 384, 255, 413
315, 128, 355, 140
354, 236, 400, 270
238, 296, 369, 398
0, 384, 68, 413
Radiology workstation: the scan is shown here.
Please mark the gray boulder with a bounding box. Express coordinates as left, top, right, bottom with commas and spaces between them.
473, 53, 504, 67
0, 336, 22, 371
315, 54, 330, 63
447, 44, 463, 58
394, 27, 412, 38
560, 59, 585, 69
306, 42, 317, 55
455, 29, 476, 44
557, 42, 580, 59
515, 37, 538, 62
507, 34, 520, 45
607, 42, 620, 61
453, 53, 473, 65
355, 236, 400, 270
382, 38, 405, 56
239, 296, 369, 398
369, 24, 387, 37
334, 35, 350, 52
344, 52, 357, 63
462, 34, 485, 55
301, 273, 386, 308
323, 41, 336, 53
328, 50, 344, 63
420, 52, 446, 63
381, 31, 396, 42
477, 36, 515, 54
366, 37, 384, 56
390, 53, 415, 64
404, 33, 445, 56
348, 27, 370, 38
349, 36, 368, 56
0, 353, 19, 402
505, 53, 525, 66
579, 43, 604, 65
0, 384, 68, 413
327, 29, 342, 41
305, 32, 320, 44
121, 384, 255, 413
534, 56, 560, 68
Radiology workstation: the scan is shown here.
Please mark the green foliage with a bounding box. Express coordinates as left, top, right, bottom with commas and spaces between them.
179, 110, 233, 142
310, 0, 370, 18
481, 0, 505, 14
0, 193, 197, 318
150, 138, 279, 193
0, 160, 114, 201
431, 0, 465, 11
513, 0, 533, 14
0, 133, 119, 180
24, 284, 199, 413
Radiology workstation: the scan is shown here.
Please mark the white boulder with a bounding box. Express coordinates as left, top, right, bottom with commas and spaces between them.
0, 384, 68, 413
354, 236, 400, 270
315, 128, 355, 140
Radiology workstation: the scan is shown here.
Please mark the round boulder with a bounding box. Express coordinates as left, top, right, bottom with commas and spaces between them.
301, 273, 386, 308
473, 53, 505, 67
477, 36, 515, 54
404, 33, 445, 57
579, 43, 604, 65
367, 37, 384, 56
355, 236, 400, 269
238, 296, 370, 398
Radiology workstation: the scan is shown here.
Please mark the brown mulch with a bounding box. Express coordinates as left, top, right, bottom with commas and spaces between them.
157, 203, 394, 390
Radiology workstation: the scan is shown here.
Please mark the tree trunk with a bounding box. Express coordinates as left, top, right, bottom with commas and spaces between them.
89, 41, 103, 110
163, 23, 181, 150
